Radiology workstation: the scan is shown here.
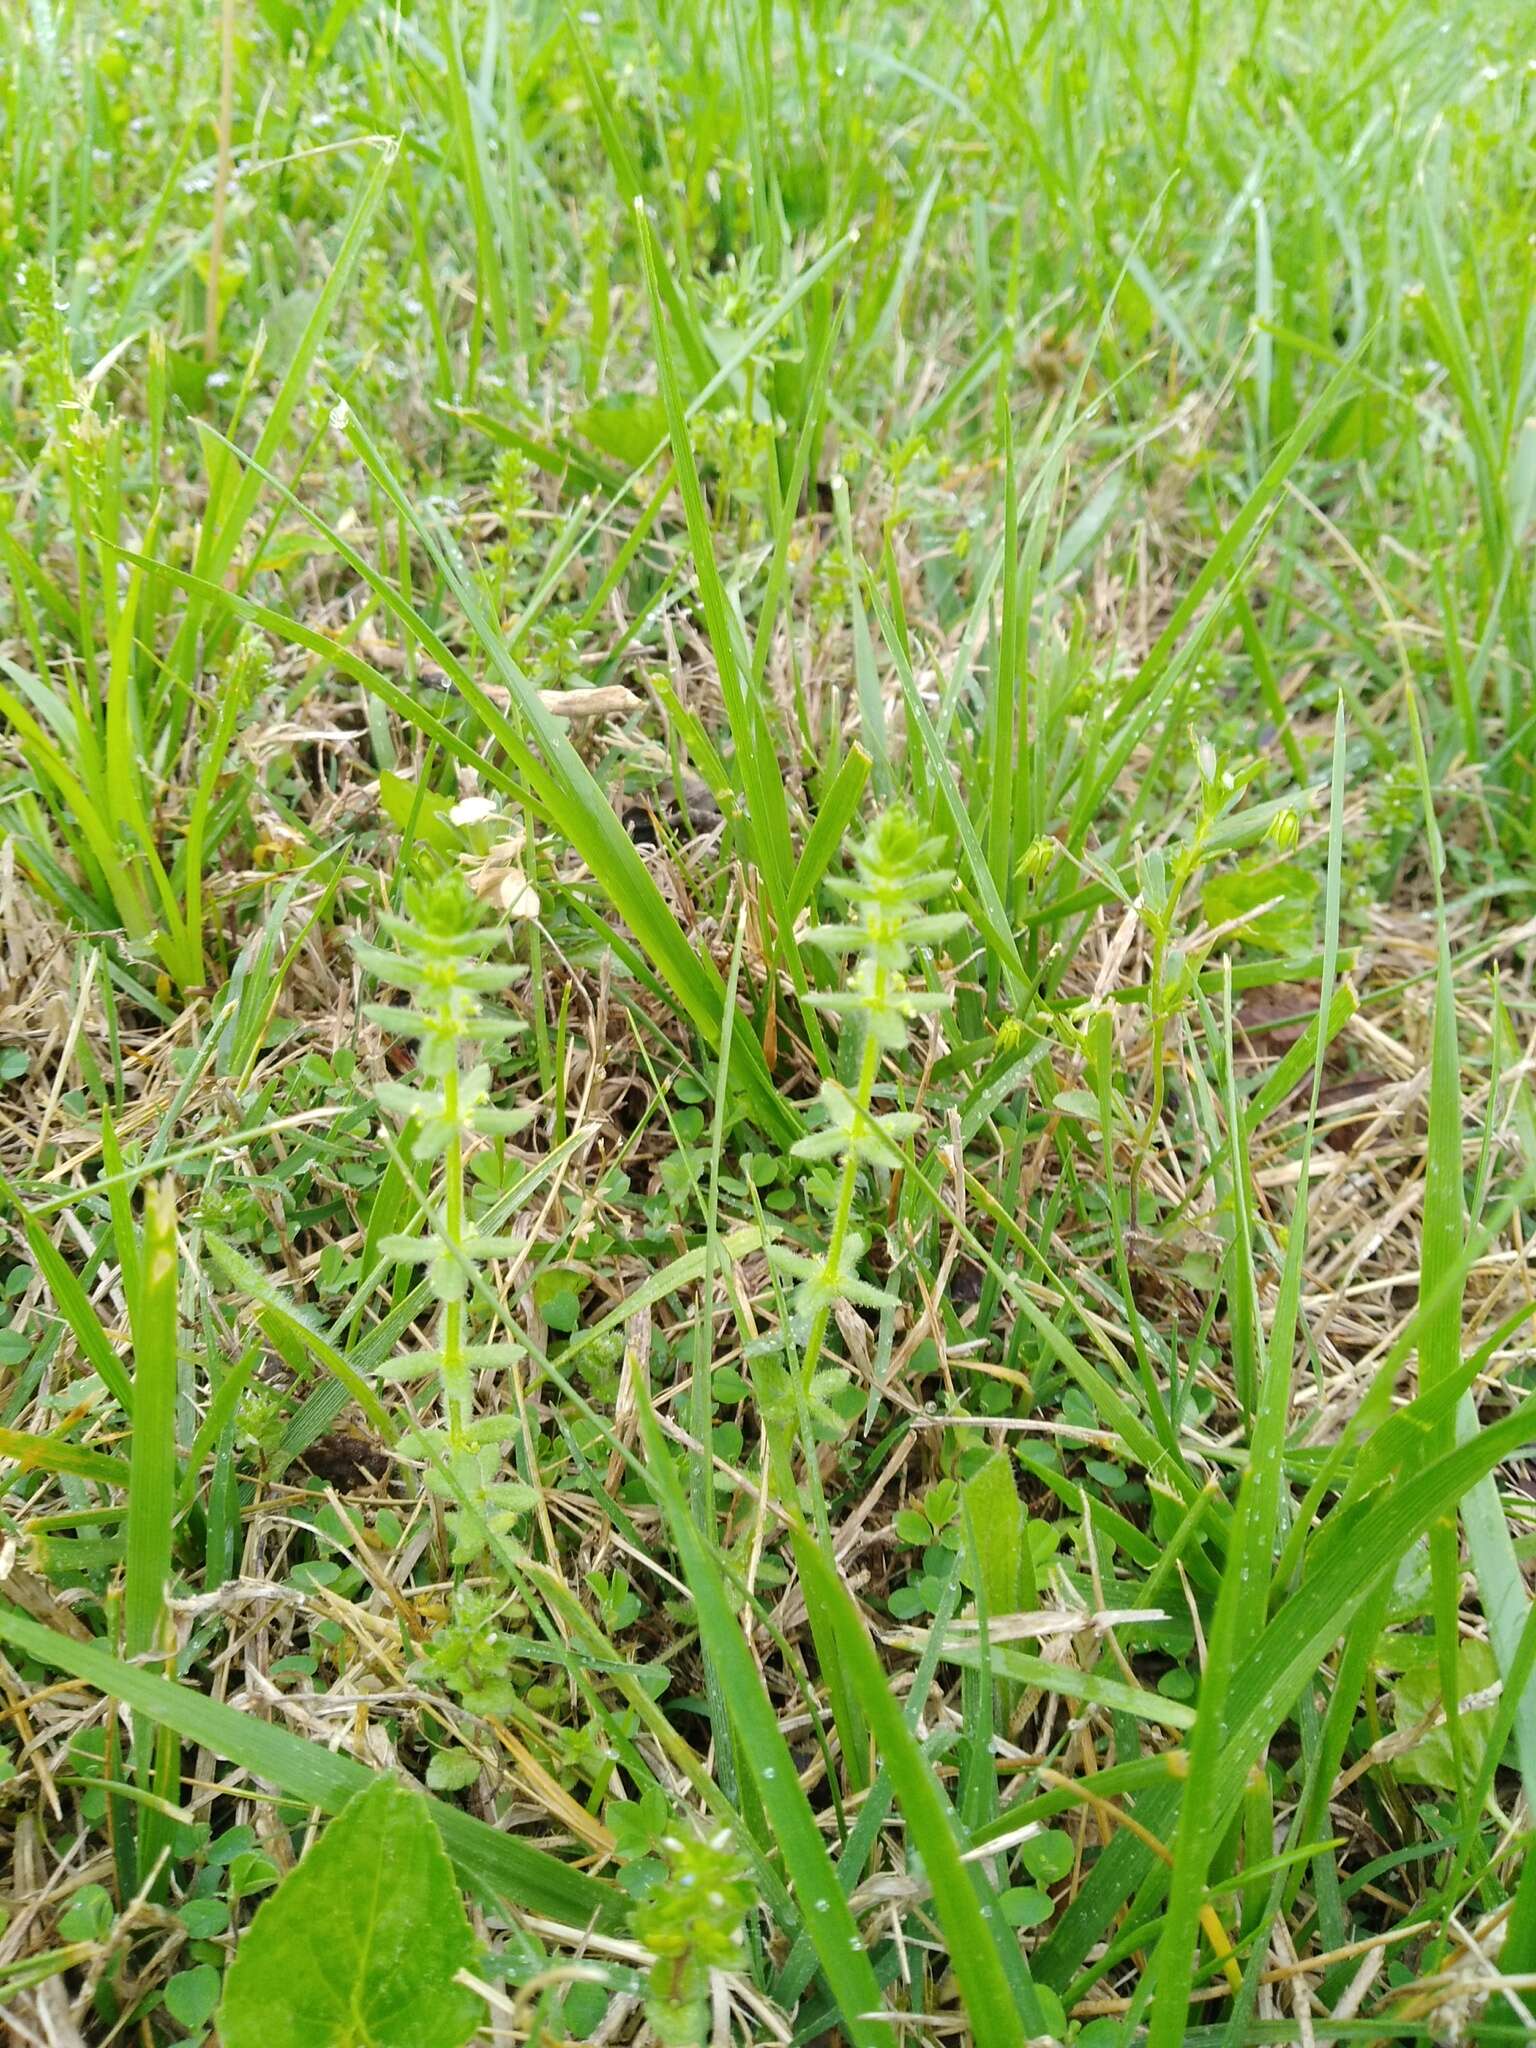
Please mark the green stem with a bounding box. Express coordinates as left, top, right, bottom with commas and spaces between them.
441, 1057, 469, 1446
800, 979, 885, 1389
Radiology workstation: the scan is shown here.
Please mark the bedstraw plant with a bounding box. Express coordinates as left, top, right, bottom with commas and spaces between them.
785, 809, 963, 1370
629, 1828, 754, 2048
354, 867, 536, 1562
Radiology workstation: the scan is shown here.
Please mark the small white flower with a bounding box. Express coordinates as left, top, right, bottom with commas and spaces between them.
448, 796, 498, 827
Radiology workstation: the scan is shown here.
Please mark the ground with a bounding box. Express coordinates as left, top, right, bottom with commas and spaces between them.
3, 2, 1536, 2044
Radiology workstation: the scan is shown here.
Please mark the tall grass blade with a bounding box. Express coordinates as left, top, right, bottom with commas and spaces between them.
633, 1389, 887, 2048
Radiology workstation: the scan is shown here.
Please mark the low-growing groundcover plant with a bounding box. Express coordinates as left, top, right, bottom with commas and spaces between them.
4, 0, 1536, 2043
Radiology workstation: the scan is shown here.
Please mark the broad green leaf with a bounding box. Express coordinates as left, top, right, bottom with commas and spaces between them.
220, 1779, 480, 2048
574, 393, 668, 467
1202, 857, 1318, 952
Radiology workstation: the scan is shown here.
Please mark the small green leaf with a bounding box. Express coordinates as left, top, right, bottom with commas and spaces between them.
1020, 1830, 1074, 1885
226, 1850, 280, 1900
999, 1886, 1053, 1929
534, 1267, 585, 1333
165, 1964, 222, 2031
208, 1825, 257, 1866
58, 1883, 113, 1942
543, 1288, 581, 1333
1390, 1636, 1501, 1793
178, 1897, 231, 1938
426, 1748, 483, 1792
219, 1779, 481, 2048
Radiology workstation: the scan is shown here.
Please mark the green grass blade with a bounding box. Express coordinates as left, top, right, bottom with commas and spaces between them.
204, 1234, 396, 1442
122, 1178, 180, 1892
1037, 1389, 1536, 1993
3, 1178, 134, 1415
786, 746, 870, 923
0, 1429, 129, 1487
633, 201, 796, 902
206, 143, 394, 575
122, 1180, 178, 1665
633, 1390, 887, 2048
890, 1630, 1196, 1732
793, 1534, 1039, 2041
1076, 343, 1368, 847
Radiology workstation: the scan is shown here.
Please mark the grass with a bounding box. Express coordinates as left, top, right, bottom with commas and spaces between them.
3, 0, 1536, 2042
